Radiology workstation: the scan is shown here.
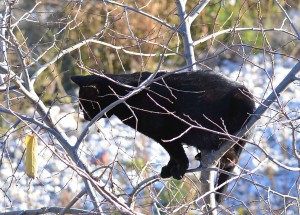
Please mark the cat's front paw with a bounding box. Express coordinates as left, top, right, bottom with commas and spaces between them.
160, 160, 188, 180
160, 165, 172, 178
170, 163, 188, 180
160, 159, 177, 178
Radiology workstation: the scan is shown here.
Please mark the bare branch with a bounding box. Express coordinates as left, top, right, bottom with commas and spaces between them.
128, 175, 159, 209
193, 27, 298, 46
175, 0, 197, 70
0, 207, 100, 215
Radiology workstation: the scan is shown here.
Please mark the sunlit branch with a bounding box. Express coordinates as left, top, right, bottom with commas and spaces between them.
193, 27, 297, 46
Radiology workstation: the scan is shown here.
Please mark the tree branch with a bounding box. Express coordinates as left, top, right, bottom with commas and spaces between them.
0, 207, 100, 215
127, 175, 159, 209
189, 0, 210, 23
193, 27, 297, 46
175, 0, 197, 70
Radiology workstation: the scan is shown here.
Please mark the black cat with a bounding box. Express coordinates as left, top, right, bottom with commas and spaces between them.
71, 71, 255, 202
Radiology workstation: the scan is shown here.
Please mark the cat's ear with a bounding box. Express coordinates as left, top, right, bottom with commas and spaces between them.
71, 76, 86, 86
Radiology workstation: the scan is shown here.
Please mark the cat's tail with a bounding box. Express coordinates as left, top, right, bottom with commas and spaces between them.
215, 139, 246, 203
215, 87, 254, 203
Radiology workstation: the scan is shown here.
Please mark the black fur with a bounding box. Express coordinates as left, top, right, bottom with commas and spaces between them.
71, 71, 255, 202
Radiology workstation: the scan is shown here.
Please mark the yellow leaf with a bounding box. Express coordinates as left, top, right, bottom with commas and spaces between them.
238, 207, 244, 215
24, 134, 38, 178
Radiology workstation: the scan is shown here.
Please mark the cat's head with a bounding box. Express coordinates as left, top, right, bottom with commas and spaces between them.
71, 75, 102, 120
